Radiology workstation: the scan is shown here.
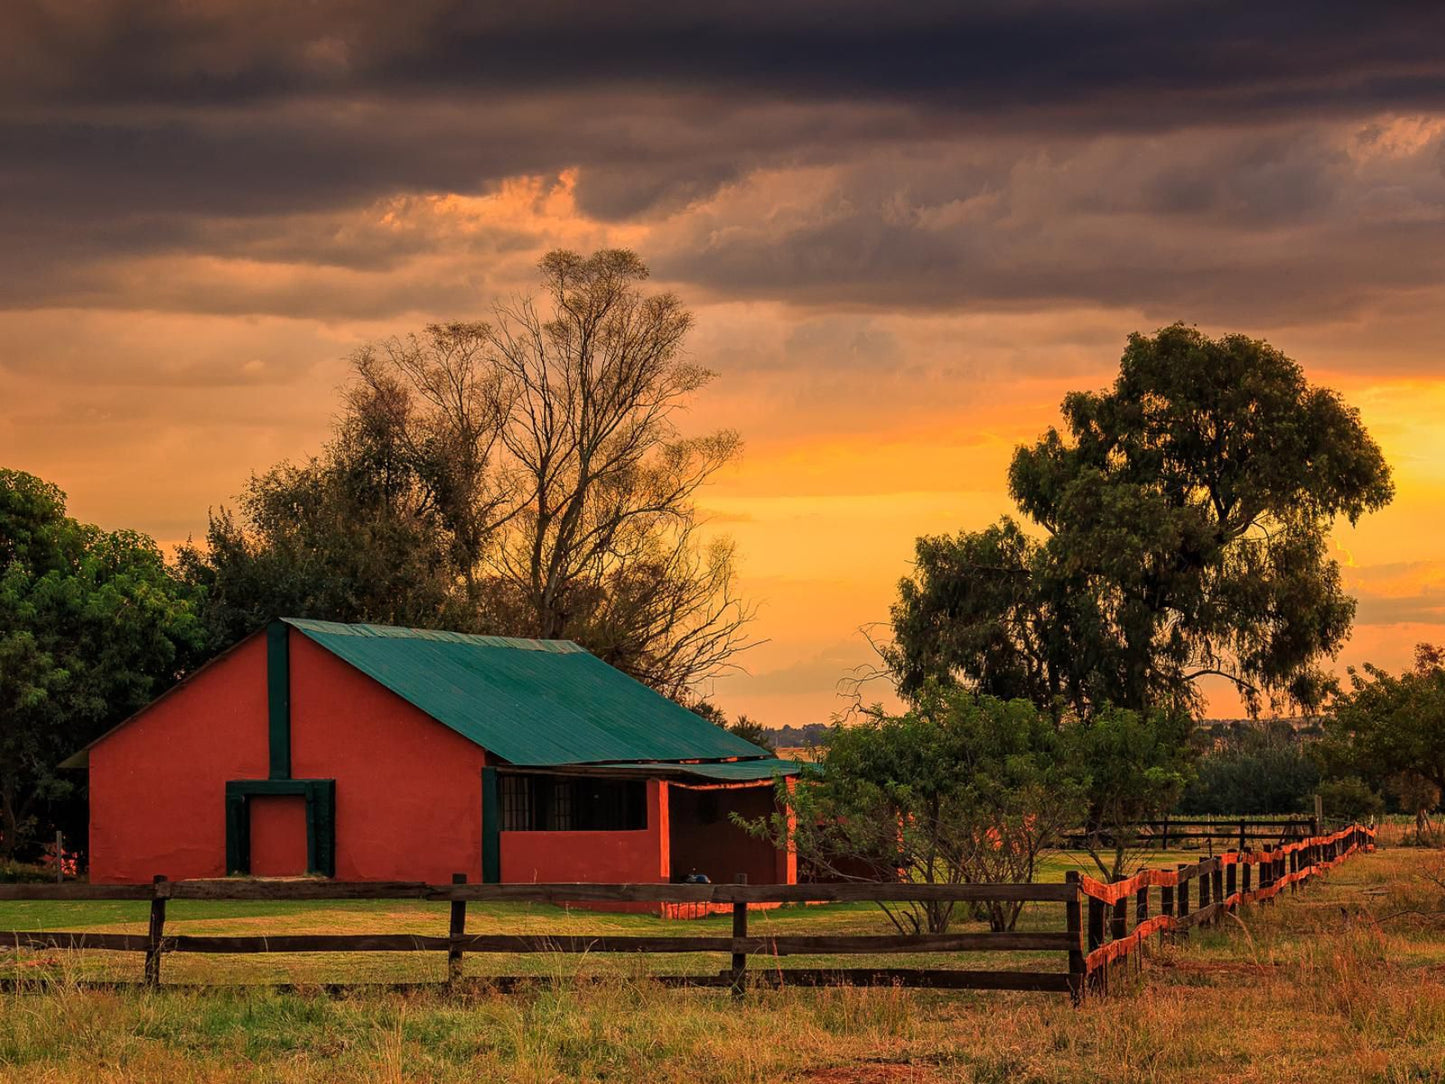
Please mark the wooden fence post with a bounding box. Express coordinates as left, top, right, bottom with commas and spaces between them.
1211, 864, 1224, 924
1225, 861, 1236, 910
1109, 891, 1127, 985
1176, 864, 1190, 937
1086, 890, 1104, 994
730, 874, 748, 999
1198, 862, 1211, 913
1160, 876, 1174, 939
1065, 871, 1085, 1004
448, 872, 467, 985
145, 874, 168, 989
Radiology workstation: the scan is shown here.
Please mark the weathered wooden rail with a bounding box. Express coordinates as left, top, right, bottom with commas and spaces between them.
0, 824, 1374, 997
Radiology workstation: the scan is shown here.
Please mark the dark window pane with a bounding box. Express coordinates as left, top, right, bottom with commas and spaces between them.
498, 775, 645, 831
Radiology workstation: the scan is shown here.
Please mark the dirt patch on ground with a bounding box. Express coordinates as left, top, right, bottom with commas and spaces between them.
1151, 957, 1277, 977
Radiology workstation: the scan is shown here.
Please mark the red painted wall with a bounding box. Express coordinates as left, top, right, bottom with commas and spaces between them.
288, 631, 487, 883
249, 796, 308, 876
88, 634, 270, 883
499, 779, 669, 884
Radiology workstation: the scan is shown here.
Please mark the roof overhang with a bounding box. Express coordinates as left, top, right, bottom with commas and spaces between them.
496, 758, 805, 785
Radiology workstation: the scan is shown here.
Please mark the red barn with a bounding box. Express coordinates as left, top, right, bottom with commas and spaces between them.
65, 620, 798, 897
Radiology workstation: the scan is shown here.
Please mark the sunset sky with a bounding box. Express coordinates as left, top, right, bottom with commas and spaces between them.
4, 2, 1445, 725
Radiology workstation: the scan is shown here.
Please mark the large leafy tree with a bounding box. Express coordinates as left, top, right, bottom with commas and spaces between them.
0, 471, 201, 860
891, 324, 1393, 719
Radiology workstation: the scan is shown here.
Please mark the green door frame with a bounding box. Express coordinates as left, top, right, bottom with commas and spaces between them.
482, 766, 500, 883
225, 778, 336, 877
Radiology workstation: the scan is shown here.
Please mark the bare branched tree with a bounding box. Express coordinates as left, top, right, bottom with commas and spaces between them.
332, 249, 752, 698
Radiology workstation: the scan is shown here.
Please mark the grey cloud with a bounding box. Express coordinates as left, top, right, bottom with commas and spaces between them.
7, 1, 1445, 124
650, 123, 1445, 322
1, 2, 1444, 328
1355, 591, 1445, 626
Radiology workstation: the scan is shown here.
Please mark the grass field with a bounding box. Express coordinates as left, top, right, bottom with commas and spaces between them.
3, 842, 1439, 1082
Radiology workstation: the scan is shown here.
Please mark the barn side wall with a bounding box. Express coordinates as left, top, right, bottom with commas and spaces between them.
288, 631, 488, 883
88, 634, 270, 883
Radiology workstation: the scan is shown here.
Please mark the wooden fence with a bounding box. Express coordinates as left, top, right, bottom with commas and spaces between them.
1059, 816, 1321, 851
1073, 823, 1375, 995
1, 824, 1374, 997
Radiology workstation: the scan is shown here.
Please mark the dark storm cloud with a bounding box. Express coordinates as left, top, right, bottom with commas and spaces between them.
2, 0, 1444, 320
7, 1, 1445, 119
648, 122, 1445, 322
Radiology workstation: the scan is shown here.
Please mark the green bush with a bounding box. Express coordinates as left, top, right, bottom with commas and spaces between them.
1316, 777, 1385, 822
0, 860, 57, 884
1179, 720, 1320, 815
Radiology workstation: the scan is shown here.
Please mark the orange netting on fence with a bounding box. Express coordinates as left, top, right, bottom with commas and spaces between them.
1076, 826, 1373, 974
1076, 825, 1371, 904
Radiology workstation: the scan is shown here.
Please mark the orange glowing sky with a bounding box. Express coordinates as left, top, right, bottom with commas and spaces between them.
4, 5, 1445, 725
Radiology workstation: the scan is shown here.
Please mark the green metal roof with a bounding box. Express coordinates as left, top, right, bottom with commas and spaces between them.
285, 618, 774, 768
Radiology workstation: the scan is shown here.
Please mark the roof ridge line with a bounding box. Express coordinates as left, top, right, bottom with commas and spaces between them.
281, 617, 584, 653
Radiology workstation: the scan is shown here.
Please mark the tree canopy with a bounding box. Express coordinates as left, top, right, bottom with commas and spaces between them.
761, 688, 1082, 932
183, 249, 751, 701
0, 470, 201, 860
890, 324, 1393, 719
1318, 644, 1445, 833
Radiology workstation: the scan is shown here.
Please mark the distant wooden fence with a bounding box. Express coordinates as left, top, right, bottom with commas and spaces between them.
0, 824, 1375, 998
1059, 816, 1321, 851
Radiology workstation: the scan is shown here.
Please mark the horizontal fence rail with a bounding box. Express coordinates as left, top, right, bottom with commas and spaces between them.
0, 881, 1075, 903
1, 825, 1375, 998
1058, 816, 1325, 850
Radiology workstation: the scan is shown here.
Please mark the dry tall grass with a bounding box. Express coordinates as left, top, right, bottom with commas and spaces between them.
3, 847, 1442, 1083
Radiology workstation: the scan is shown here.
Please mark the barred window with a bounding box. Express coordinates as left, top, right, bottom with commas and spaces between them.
549, 779, 574, 830
500, 773, 534, 831
497, 774, 646, 831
